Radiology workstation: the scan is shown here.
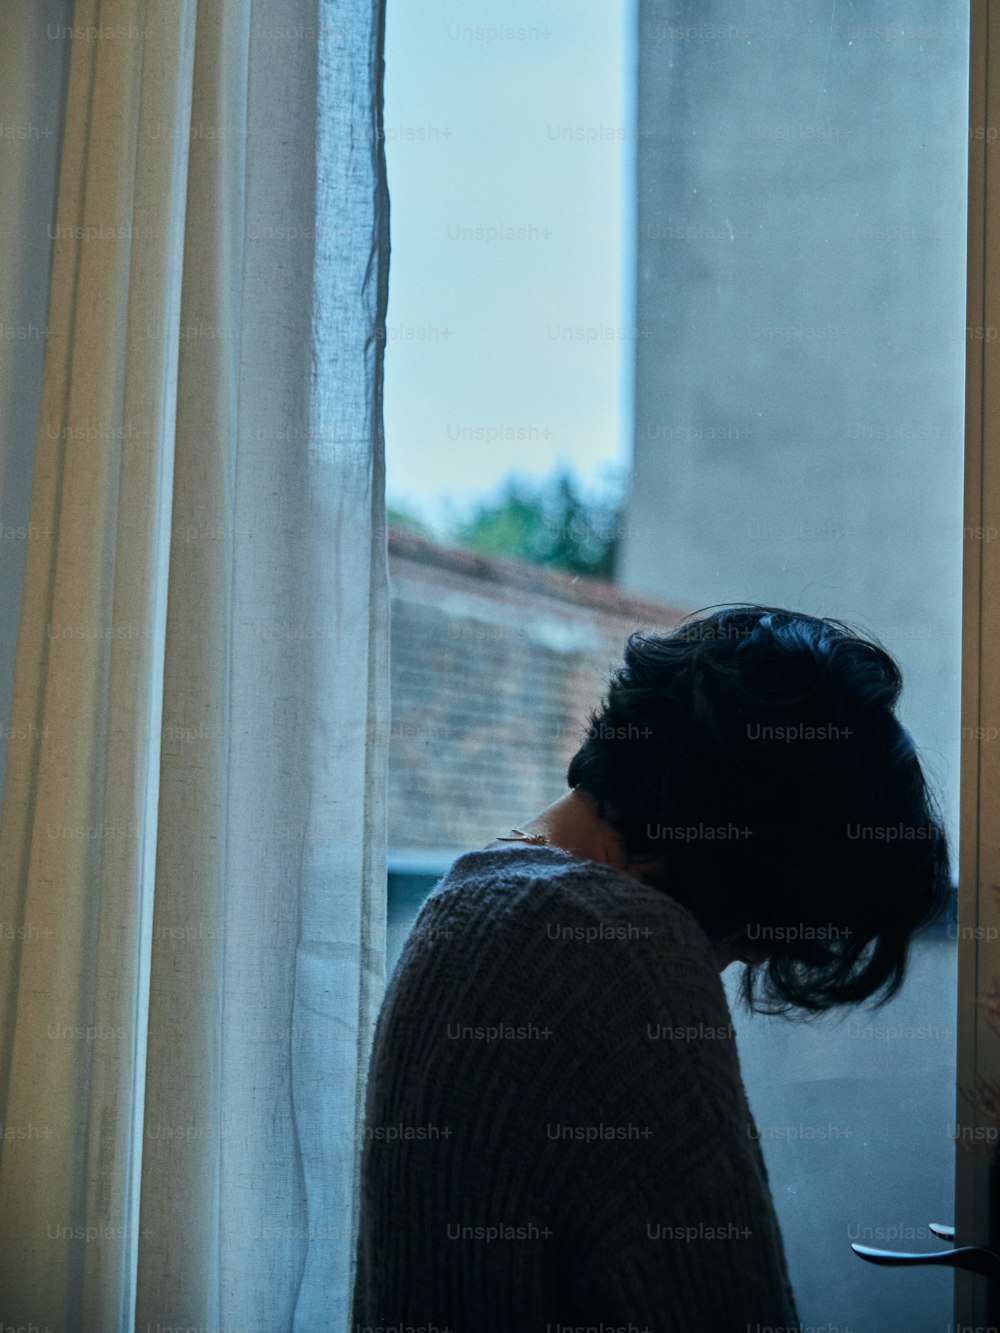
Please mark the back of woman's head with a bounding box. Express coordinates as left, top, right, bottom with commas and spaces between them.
566, 606, 953, 1018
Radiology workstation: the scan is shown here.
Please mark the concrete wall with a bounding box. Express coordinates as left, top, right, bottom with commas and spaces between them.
725, 935, 957, 1332
620, 0, 969, 846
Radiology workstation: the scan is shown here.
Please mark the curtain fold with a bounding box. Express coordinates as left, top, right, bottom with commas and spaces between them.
0, 0, 389, 1327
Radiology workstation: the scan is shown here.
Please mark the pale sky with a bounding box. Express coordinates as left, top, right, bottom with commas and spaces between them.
382, 0, 635, 533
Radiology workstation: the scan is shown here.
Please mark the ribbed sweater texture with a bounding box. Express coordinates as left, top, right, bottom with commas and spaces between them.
352, 844, 799, 1332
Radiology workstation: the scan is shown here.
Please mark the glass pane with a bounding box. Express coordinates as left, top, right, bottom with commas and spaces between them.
381, 3, 969, 1328
626, 8, 967, 1324
383, 0, 634, 974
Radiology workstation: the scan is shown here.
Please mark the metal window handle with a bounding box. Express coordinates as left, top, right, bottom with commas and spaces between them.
928, 1222, 955, 1242
854, 1158, 1000, 1325
852, 1222, 1000, 1281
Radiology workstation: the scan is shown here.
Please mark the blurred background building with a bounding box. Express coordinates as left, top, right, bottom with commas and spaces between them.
620, 0, 968, 854
385, 527, 683, 971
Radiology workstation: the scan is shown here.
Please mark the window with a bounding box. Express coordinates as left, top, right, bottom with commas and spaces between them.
383, 4, 968, 1327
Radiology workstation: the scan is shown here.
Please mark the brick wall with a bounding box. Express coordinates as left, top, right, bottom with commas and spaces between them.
387, 531, 686, 858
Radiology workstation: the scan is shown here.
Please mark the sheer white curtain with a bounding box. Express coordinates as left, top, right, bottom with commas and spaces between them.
0, 0, 389, 1328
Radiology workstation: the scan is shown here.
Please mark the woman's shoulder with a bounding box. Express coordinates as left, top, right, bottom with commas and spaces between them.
384, 846, 739, 1112
415, 843, 720, 988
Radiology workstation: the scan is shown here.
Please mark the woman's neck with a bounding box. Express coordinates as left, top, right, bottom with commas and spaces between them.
488, 789, 643, 878
487, 789, 746, 973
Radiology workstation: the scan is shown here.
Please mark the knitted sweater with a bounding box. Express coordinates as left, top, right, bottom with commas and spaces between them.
351, 844, 799, 1332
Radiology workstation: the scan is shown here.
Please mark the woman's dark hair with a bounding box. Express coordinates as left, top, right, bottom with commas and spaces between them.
566, 605, 953, 1018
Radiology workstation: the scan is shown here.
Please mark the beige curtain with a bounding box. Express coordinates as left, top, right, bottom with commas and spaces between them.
0, 0, 389, 1328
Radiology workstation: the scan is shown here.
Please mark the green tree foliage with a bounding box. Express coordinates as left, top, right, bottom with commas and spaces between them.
453, 468, 623, 580
386, 504, 437, 541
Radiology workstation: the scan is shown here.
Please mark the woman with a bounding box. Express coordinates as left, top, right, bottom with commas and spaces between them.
351, 606, 951, 1331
